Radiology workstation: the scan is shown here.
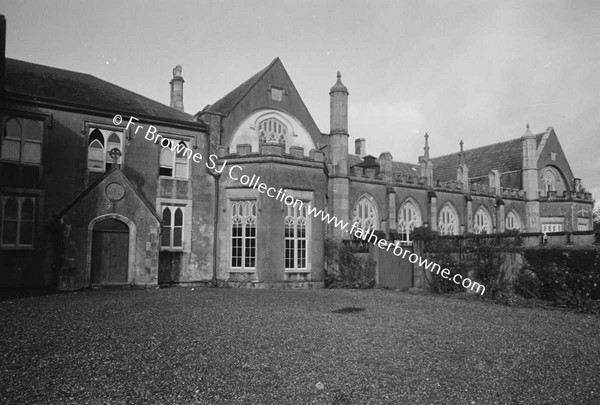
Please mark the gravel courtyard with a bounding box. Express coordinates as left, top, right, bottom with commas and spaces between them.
1, 287, 599, 405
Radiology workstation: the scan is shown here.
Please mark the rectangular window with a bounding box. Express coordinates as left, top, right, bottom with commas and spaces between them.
158, 138, 190, 179
230, 200, 256, 269
87, 127, 124, 172
161, 205, 184, 249
542, 223, 563, 233
1, 117, 44, 165
285, 202, 308, 271
577, 218, 590, 231
1, 195, 36, 247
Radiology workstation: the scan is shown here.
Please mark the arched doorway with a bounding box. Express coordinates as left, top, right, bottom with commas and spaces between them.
91, 218, 129, 284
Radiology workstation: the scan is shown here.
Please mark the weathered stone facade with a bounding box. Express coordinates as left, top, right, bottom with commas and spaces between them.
0, 15, 594, 289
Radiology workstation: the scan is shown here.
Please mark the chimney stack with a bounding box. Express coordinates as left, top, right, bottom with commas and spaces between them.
355, 138, 366, 157
170, 65, 184, 112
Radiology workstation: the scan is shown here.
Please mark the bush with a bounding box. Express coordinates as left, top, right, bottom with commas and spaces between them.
324, 237, 376, 289
422, 253, 463, 294
519, 249, 600, 313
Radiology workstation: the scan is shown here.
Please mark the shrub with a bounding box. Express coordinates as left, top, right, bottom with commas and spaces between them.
422, 253, 463, 294
324, 237, 375, 289
519, 249, 600, 313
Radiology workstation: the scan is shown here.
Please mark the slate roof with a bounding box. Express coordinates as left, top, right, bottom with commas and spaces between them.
430, 133, 544, 181
5, 58, 198, 124
204, 58, 279, 116
348, 154, 420, 178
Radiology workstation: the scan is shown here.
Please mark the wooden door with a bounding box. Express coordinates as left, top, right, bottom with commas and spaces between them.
91, 219, 129, 284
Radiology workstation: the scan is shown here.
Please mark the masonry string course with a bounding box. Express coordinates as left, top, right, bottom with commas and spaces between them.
115, 114, 486, 295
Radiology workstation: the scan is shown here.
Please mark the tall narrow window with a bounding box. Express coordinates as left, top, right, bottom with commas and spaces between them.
230, 200, 257, 269
438, 203, 459, 236
160, 148, 173, 176
398, 200, 422, 245
285, 203, 308, 271
158, 139, 189, 179
542, 168, 557, 194
1, 118, 43, 164
161, 206, 184, 249
1, 196, 35, 247
352, 195, 379, 232
474, 207, 492, 234
505, 211, 521, 231
87, 128, 123, 172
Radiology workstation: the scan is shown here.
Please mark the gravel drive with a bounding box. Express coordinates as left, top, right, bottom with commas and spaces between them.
1, 287, 599, 404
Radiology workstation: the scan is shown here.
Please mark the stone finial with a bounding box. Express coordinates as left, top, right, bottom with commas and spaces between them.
330, 71, 348, 93
522, 122, 535, 138
423, 133, 430, 160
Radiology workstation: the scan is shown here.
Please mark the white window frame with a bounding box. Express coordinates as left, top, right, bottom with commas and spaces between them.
1, 195, 36, 248
398, 199, 422, 245
505, 211, 522, 231
284, 202, 309, 272
158, 138, 190, 180
160, 205, 185, 250
87, 127, 124, 172
474, 207, 493, 234
541, 217, 564, 234
230, 200, 257, 270
577, 218, 590, 231
352, 194, 379, 232
438, 203, 459, 236
1, 117, 44, 165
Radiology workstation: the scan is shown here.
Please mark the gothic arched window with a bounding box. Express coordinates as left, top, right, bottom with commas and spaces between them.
505, 211, 522, 231
352, 195, 379, 232
398, 199, 422, 245
474, 207, 492, 234
542, 168, 557, 194
257, 117, 287, 152
438, 203, 459, 236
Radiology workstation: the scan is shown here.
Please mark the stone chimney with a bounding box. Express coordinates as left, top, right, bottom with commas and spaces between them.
170, 65, 184, 112
355, 138, 366, 157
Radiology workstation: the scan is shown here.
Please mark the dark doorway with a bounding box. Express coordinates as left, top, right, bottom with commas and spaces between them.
91, 218, 129, 284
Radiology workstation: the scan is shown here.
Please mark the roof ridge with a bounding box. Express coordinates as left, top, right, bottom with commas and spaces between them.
6, 58, 196, 122
431, 136, 523, 160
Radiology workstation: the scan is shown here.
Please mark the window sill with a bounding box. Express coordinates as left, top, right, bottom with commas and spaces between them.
228, 269, 257, 273
284, 269, 310, 273
158, 176, 190, 182
0, 246, 36, 251
160, 248, 185, 253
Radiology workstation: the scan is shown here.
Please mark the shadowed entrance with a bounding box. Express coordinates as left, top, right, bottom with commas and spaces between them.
91, 218, 129, 284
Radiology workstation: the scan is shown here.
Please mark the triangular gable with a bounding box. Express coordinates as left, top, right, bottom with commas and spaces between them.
58, 167, 161, 222
536, 127, 575, 186
203, 57, 323, 140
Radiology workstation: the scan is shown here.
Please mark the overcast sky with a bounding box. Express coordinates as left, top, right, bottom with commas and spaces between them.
3, 0, 599, 205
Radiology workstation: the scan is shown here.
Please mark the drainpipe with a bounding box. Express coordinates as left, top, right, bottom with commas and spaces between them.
208, 169, 221, 286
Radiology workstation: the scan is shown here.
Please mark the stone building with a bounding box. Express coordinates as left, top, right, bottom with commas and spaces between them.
0, 15, 594, 289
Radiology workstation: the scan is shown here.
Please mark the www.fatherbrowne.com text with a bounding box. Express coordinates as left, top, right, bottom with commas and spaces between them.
114, 114, 486, 295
